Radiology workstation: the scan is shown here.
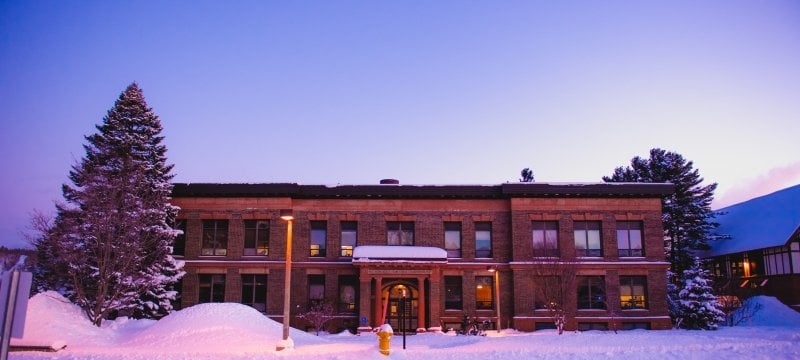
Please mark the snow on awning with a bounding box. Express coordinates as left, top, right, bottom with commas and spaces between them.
352, 246, 447, 263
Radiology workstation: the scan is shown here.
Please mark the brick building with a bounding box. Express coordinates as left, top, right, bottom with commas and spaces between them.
170, 181, 673, 332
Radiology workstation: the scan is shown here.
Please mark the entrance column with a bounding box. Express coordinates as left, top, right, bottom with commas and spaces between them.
373, 276, 383, 327
417, 276, 426, 331
358, 276, 372, 331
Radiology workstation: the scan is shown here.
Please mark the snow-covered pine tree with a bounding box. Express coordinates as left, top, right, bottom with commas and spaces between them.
673, 257, 725, 329
603, 148, 718, 275
40, 83, 184, 326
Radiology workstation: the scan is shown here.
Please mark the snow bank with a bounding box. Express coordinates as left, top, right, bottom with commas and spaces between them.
22, 291, 118, 346
124, 302, 326, 354
742, 296, 800, 327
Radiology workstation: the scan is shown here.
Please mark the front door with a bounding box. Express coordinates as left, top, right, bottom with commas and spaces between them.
386, 284, 417, 334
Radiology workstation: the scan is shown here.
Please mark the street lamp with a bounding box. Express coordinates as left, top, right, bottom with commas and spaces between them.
276, 209, 294, 351
488, 266, 501, 332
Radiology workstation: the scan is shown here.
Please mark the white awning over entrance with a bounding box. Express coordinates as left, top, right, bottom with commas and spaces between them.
352, 246, 447, 263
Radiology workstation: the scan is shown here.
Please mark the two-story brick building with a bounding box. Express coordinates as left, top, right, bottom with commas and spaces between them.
170, 181, 673, 332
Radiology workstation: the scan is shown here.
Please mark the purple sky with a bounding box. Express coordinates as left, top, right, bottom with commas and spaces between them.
2, 1, 799, 249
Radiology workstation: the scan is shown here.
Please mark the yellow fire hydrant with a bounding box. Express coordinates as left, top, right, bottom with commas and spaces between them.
377, 323, 393, 356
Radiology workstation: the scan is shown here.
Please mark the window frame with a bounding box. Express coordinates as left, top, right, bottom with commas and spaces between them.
310, 221, 327, 257
338, 275, 358, 313
475, 222, 492, 258
444, 222, 462, 258
444, 276, 463, 310
172, 219, 186, 256
619, 276, 648, 310
241, 274, 267, 312
201, 220, 228, 256
577, 276, 606, 310
387, 221, 415, 246
308, 274, 325, 308
340, 221, 357, 257
243, 220, 269, 256
475, 276, 495, 310
532, 221, 559, 257
574, 221, 602, 257
617, 221, 644, 257
198, 274, 226, 303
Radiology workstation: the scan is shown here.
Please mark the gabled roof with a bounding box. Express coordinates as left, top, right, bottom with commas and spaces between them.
707, 184, 800, 257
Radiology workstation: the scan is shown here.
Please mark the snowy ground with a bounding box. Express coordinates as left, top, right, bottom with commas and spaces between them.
11, 292, 800, 360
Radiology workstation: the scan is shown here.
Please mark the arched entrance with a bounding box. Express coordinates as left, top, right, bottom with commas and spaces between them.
384, 283, 418, 334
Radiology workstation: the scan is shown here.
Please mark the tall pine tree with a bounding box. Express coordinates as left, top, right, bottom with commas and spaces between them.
603, 148, 717, 275
38, 83, 184, 326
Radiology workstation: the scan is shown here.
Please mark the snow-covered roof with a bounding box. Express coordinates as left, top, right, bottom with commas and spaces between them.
707, 184, 800, 257
352, 246, 447, 262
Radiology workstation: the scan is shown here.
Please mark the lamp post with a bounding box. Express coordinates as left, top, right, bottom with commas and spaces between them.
488, 266, 501, 332
276, 209, 294, 351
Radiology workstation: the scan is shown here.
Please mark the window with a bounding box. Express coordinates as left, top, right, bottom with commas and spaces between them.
574, 221, 602, 257
308, 275, 325, 307
340, 222, 357, 257
172, 219, 186, 256
532, 221, 559, 257
475, 222, 492, 258
578, 322, 608, 331
244, 220, 269, 256
617, 221, 643, 257
241, 274, 267, 312
577, 276, 606, 309
198, 274, 225, 303
764, 245, 794, 275
444, 222, 462, 258
201, 220, 228, 256
387, 222, 414, 246
533, 276, 562, 310
475, 276, 494, 310
444, 276, 463, 310
310, 221, 327, 257
619, 276, 647, 309
338, 275, 357, 313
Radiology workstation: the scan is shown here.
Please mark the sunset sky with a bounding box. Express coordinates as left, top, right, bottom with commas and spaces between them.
1, 1, 799, 248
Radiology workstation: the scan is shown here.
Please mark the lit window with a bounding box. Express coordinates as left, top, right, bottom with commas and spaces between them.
201, 220, 228, 256
310, 221, 327, 257
338, 275, 357, 313
308, 275, 325, 307
475, 276, 494, 310
340, 222, 357, 257
619, 276, 647, 309
244, 220, 269, 256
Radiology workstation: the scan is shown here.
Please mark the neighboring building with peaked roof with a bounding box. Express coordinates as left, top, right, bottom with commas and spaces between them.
170, 181, 675, 332
706, 184, 800, 309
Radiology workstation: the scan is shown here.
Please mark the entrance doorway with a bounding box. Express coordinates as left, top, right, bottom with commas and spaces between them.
385, 283, 417, 334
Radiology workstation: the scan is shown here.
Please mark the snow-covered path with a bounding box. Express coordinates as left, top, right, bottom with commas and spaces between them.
11, 292, 800, 360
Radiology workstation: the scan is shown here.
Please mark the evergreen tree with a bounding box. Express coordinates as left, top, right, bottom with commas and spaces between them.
38, 83, 184, 326
520, 168, 535, 182
673, 257, 725, 329
603, 148, 717, 275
